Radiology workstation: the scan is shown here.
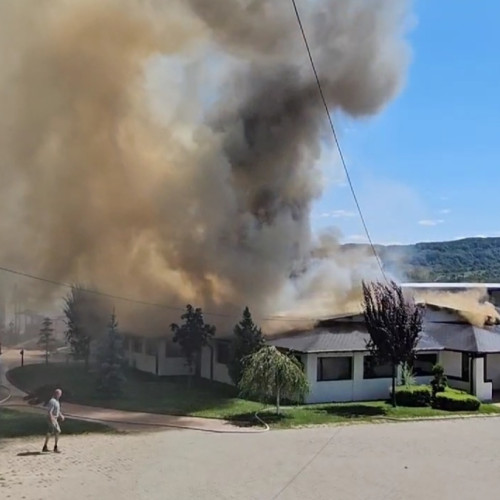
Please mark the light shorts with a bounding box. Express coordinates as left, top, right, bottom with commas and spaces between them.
47, 419, 61, 435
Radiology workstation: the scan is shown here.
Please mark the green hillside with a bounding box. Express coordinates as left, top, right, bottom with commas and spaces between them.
349, 237, 500, 282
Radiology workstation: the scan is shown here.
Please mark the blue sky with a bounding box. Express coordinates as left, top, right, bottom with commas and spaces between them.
312, 0, 500, 245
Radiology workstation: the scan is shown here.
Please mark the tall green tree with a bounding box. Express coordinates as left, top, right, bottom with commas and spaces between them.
63, 285, 107, 370
38, 317, 55, 364
229, 307, 265, 385
362, 280, 424, 407
239, 346, 309, 414
96, 311, 126, 398
171, 305, 215, 383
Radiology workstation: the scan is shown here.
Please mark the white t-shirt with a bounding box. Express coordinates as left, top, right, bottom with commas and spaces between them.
46, 397, 60, 420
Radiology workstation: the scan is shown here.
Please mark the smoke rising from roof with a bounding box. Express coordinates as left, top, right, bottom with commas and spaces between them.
0, 0, 410, 333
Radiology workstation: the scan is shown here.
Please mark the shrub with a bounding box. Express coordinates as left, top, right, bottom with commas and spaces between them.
400, 362, 416, 387
430, 363, 447, 397
433, 391, 480, 411
394, 385, 431, 407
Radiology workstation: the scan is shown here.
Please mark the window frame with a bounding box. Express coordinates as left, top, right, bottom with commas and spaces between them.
412, 353, 438, 377
317, 356, 353, 382
363, 356, 393, 379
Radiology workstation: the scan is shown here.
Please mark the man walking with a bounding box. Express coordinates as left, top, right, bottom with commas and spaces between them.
42, 388, 64, 453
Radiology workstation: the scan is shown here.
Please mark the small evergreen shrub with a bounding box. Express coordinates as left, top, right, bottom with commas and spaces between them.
394, 385, 432, 407
430, 363, 448, 397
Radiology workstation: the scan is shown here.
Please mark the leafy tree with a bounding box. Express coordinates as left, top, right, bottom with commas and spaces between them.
63, 285, 108, 370
238, 346, 309, 414
171, 305, 215, 383
38, 317, 55, 364
96, 311, 126, 398
362, 280, 424, 407
228, 307, 265, 385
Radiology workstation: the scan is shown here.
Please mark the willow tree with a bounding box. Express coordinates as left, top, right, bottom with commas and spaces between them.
362, 280, 424, 407
238, 346, 309, 414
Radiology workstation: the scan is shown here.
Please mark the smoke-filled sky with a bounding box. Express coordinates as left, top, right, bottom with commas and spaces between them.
314, 0, 500, 245
0, 0, 411, 333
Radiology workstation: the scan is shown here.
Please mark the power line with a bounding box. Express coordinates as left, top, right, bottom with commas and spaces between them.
290, 0, 387, 281
0, 264, 314, 323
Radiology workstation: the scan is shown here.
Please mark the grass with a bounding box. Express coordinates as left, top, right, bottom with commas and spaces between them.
230, 400, 500, 429
8, 363, 262, 418
8, 363, 500, 429
0, 408, 114, 438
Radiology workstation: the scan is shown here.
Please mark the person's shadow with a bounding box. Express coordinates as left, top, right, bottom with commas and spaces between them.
17, 451, 46, 457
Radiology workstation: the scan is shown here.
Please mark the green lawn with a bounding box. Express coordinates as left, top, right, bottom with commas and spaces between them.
0, 408, 114, 438
8, 363, 500, 429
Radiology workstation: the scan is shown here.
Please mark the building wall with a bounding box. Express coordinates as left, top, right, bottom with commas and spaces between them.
303, 351, 439, 404
486, 353, 500, 388
440, 351, 462, 378
473, 357, 492, 401
200, 345, 232, 385
125, 337, 191, 377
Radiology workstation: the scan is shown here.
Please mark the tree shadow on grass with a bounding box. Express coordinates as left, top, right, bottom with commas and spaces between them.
227, 411, 289, 428
319, 404, 388, 418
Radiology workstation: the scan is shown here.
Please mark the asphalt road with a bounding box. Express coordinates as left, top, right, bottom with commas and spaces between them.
1, 417, 500, 499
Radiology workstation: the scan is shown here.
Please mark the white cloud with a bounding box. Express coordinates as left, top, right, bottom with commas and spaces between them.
320, 209, 357, 218
418, 219, 444, 226
439, 208, 451, 215
344, 234, 368, 243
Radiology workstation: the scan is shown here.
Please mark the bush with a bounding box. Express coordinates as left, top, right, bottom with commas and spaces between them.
430, 363, 447, 396
433, 391, 480, 411
394, 385, 431, 407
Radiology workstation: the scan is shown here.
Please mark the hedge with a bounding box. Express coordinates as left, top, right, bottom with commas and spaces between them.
433, 391, 481, 411
394, 386, 432, 407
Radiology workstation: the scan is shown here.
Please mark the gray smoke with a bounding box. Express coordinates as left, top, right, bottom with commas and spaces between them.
0, 0, 410, 334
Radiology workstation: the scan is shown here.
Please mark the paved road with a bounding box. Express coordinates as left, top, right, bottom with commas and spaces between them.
1, 417, 500, 499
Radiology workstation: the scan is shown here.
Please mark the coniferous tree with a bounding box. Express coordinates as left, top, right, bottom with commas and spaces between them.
229, 307, 265, 385
38, 317, 55, 364
171, 305, 215, 384
96, 311, 126, 398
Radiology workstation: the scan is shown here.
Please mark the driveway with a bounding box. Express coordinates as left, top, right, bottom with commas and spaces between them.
1, 417, 500, 499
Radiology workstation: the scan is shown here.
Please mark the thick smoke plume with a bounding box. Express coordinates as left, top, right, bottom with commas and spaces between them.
415, 290, 500, 327
0, 0, 409, 334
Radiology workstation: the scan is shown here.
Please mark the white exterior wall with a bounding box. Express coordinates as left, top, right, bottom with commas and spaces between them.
200, 346, 233, 385
441, 351, 462, 378
304, 351, 439, 404
439, 350, 470, 391
473, 357, 492, 401
126, 338, 191, 377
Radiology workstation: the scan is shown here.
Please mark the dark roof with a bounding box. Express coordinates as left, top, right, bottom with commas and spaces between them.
425, 323, 500, 353
269, 322, 500, 354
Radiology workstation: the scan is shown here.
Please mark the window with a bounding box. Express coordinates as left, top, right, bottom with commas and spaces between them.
216, 341, 231, 365
145, 339, 157, 357
122, 337, 130, 351
462, 353, 470, 381
317, 357, 352, 381
132, 338, 143, 354
413, 354, 438, 376
363, 356, 392, 379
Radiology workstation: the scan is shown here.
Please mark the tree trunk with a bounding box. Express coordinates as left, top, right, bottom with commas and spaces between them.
276, 386, 281, 415
391, 362, 397, 407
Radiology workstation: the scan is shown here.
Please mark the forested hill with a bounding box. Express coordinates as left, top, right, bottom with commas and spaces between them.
347, 237, 500, 282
